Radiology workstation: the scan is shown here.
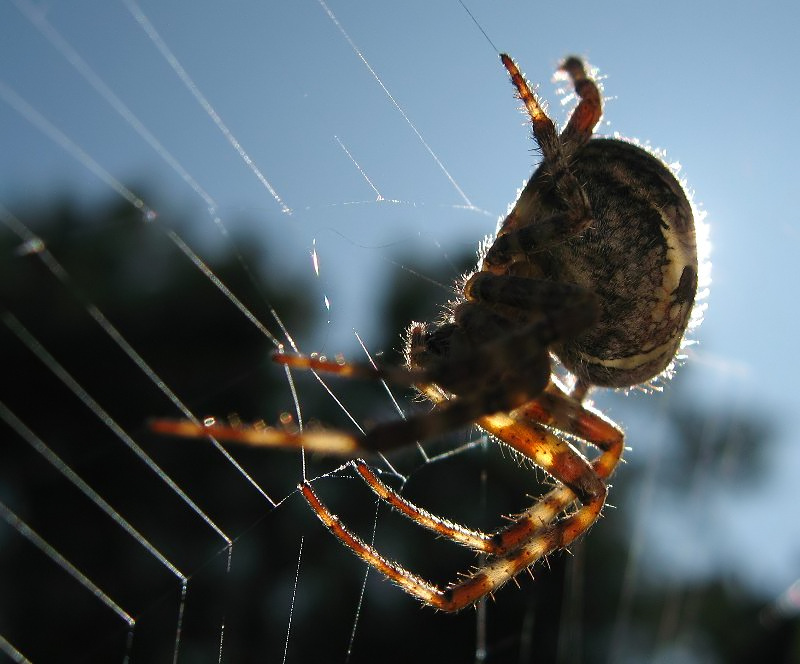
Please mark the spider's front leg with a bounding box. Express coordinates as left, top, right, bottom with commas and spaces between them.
150, 304, 575, 457
149, 353, 428, 454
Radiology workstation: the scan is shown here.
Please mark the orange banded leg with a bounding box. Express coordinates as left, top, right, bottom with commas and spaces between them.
300, 480, 445, 607
351, 459, 496, 552
150, 352, 416, 453
271, 352, 427, 386
300, 472, 603, 612
475, 392, 623, 555
300, 388, 623, 610
476, 389, 624, 551
471, 420, 600, 551
150, 392, 508, 457
153, 351, 544, 457
150, 417, 360, 454
265, 356, 621, 553
351, 444, 604, 559
500, 53, 559, 157
481, 381, 624, 550
559, 56, 602, 146
517, 380, 624, 480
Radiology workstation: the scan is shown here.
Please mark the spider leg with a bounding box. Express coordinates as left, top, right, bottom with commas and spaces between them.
351, 377, 624, 553
293, 293, 598, 455
149, 346, 546, 455
154, 262, 600, 453
300, 382, 623, 611
150, 343, 540, 455
153, 291, 595, 453
500, 53, 601, 153
312, 346, 612, 554
474, 387, 623, 552
500, 53, 559, 160
486, 210, 594, 268
149, 354, 426, 452
493, 54, 595, 248
352, 435, 570, 554
300, 480, 448, 607
303, 470, 596, 611
149, 417, 361, 454
350, 459, 496, 552
486, 187, 593, 269
354, 347, 549, 454
365, 377, 623, 553
558, 56, 602, 148
272, 352, 425, 387
518, 379, 624, 480
464, 272, 597, 316
300, 428, 607, 612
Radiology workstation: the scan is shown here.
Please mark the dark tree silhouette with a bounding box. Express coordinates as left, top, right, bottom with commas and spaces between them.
1, 196, 796, 663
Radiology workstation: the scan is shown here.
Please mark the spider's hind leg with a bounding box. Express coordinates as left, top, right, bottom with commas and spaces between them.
476, 383, 624, 553
298, 386, 624, 612
348, 378, 625, 555
558, 56, 602, 148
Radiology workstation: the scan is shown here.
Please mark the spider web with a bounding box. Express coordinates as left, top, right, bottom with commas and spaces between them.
0, 2, 794, 663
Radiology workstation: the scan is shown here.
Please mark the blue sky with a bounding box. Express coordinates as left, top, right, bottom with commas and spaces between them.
2, 0, 799, 607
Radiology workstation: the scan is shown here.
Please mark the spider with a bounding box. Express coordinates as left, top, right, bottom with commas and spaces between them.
153, 53, 699, 611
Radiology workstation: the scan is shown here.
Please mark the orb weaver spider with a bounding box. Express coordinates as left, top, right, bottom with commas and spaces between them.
153, 53, 699, 612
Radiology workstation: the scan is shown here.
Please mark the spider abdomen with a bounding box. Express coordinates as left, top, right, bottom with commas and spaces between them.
532, 138, 698, 387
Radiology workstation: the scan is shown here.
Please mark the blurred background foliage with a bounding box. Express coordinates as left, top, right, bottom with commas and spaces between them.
1, 195, 798, 663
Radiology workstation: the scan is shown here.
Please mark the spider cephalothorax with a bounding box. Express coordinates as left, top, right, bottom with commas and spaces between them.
153, 53, 699, 612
